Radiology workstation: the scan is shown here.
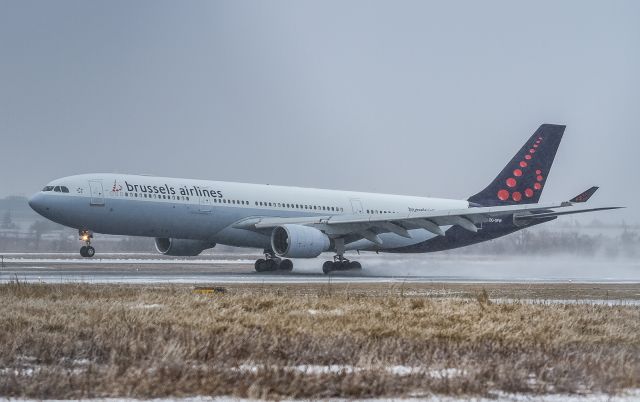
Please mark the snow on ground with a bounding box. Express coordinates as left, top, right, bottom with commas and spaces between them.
232, 363, 466, 378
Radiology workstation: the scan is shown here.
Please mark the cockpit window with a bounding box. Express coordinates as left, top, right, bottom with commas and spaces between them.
44, 185, 69, 193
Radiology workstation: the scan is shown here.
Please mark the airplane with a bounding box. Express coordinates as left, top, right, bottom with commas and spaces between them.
28, 124, 621, 274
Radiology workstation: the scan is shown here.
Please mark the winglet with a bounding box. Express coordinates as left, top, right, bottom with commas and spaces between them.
569, 186, 599, 203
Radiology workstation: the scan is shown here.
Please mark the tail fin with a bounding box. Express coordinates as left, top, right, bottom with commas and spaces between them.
468, 124, 565, 206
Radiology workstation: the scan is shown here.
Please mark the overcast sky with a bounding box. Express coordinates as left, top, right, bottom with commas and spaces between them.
1, 0, 638, 222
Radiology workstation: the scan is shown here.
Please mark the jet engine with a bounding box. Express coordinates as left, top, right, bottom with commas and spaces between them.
271, 224, 331, 258
154, 238, 216, 256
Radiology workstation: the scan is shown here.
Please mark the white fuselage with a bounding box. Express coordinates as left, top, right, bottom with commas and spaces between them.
29, 173, 469, 251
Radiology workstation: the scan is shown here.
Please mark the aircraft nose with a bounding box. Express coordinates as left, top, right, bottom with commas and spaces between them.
28, 193, 47, 215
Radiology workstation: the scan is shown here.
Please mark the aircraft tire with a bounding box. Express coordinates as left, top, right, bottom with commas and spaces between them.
266, 259, 279, 271
322, 261, 333, 274
349, 261, 362, 270
279, 259, 293, 271
80, 246, 88, 257
86, 246, 95, 258
255, 259, 267, 272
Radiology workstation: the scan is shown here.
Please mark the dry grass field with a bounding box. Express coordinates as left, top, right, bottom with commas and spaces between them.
1, 281, 639, 399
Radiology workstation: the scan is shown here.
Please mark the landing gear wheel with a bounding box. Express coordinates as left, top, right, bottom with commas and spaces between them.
349, 261, 361, 270
279, 259, 293, 271
80, 246, 88, 257
255, 257, 282, 272
266, 259, 280, 271
255, 259, 267, 272
85, 246, 95, 258
322, 261, 334, 274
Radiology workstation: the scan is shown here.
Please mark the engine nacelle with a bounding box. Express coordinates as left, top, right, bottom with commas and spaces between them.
154, 238, 216, 256
271, 224, 331, 258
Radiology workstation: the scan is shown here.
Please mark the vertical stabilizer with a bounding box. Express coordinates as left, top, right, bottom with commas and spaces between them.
468, 124, 565, 206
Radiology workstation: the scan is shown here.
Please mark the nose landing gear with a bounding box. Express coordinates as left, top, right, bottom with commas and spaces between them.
79, 230, 95, 258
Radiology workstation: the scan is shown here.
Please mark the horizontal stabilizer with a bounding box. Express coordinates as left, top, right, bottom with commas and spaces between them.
570, 186, 599, 203
515, 206, 624, 223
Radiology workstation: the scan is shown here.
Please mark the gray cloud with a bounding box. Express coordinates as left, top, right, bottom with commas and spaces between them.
1, 0, 637, 222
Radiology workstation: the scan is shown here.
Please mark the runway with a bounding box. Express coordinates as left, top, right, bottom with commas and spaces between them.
1, 252, 639, 284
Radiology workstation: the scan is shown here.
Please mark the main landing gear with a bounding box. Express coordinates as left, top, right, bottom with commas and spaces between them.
322, 238, 362, 274
79, 230, 95, 258
254, 250, 293, 272
322, 256, 362, 274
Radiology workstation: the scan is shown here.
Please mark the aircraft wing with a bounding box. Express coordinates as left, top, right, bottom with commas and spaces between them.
234, 201, 623, 245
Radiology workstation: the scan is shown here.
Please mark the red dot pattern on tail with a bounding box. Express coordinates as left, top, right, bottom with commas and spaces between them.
497, 189, 510, 200
496, 136, 545, 202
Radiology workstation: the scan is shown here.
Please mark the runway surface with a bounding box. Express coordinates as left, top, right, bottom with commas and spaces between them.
1, 252, 639, 284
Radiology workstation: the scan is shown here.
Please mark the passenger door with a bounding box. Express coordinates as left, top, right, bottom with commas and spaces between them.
88, 180, 105, 206
198, 189, 213, 213
350, 198, 364, 214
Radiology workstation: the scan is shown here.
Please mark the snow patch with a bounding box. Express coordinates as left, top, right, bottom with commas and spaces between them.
233, 363, 463, 378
